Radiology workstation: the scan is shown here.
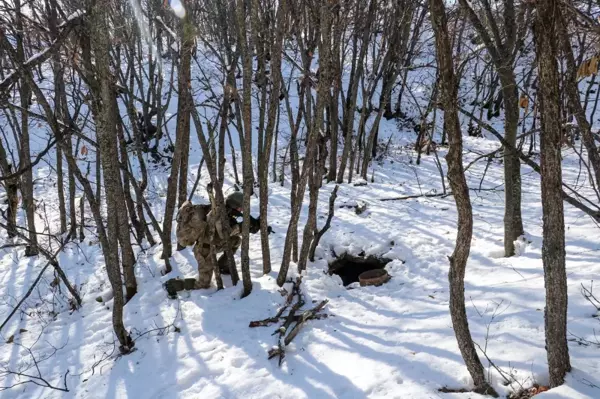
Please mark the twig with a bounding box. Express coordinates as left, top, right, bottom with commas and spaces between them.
249, 278, 300, 327
0, 240, 71, 333
0, 220, 81, 308
268, 281, 304, 366
0, 329, 70, 392
264, 277, 329, 366
582, 281, 600, 312
132, 301, 181, 342
308, 185, 339, 262
284, 300, 328, 346
458, 106, 600, 222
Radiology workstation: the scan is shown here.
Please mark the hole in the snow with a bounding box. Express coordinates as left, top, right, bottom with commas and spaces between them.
328, 252, 392, 286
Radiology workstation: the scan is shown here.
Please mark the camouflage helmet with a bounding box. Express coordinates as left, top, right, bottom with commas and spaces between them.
225, 191, 243, 210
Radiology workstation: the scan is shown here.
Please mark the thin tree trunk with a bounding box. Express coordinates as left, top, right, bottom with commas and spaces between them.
557, 14, 600, 192
48, 0, 67, 235
0, 140, 18, 238
177, 29, 192, 211
90, 0, 133, 352
429, 0, 498, 395
256, 0, 286, 275
337, 0, 376, 184
499, 70, 524, 256
534, 2, 571, 387
161, 13, 194, 269
15, 0, 38, 256
236, 0, 254, 297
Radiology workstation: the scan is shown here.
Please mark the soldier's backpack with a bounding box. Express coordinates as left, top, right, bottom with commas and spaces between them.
175, 201, 211, 247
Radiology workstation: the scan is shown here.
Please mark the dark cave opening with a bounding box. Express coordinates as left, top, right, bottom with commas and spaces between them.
328, 252, 392, 286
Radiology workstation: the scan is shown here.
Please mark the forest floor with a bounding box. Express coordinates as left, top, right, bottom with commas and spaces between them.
1, 132, 600, 399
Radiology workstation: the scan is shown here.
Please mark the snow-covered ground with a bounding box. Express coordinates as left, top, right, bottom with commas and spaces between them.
1, 128, 599, 398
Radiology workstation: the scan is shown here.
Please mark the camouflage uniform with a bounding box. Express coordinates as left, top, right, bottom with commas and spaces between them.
165, 192, 254, 297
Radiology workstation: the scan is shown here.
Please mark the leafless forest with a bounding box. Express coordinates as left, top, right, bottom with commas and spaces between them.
1, 0, 600, 397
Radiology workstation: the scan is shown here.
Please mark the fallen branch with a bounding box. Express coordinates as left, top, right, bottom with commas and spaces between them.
252, 277, 329, 366
380, 191, 451, 201
284, 300, 328, 345
249, 278, 303, 328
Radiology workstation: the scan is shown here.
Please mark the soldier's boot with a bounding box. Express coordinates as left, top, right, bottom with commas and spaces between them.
217, 254, 229, 275
164, 278, 183, 298
164, 278, 197, 298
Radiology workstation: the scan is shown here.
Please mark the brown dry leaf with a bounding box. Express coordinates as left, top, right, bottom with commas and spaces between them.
535, 386, 549, 394
577, 63, 584, 80
584, 60, 593, 77
19, 328, 27, 333
6, 335, 14, 344
519, 94, 529, 109
81, 146, 88, 156
590, 57, 599, 75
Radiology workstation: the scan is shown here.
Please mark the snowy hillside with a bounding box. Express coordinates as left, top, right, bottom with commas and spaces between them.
1, 131, 600, 398
2, 0, 600, 398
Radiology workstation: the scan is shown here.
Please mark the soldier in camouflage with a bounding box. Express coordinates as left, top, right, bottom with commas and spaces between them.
164, 190, 270, 297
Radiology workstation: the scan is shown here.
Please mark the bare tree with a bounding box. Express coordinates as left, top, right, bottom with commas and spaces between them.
15, 0, 39, 256
458, 0, 528, 256
87, 0, 134, 352
235, 0, 255, 297
161, 10, 195, 271
533, 0, 571, 387
429, 0, 498, 395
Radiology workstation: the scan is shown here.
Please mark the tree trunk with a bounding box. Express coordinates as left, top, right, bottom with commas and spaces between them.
15, 0, 38, 256
161, 13, 194, 268
177, 22, 193, 211
499, 70, 524, 256
257, 0, 286, 275
557, 14, 600, 192
236, 0, 254, 297
90, 0, 133, 352
0, 140, 18, 238
337, 0, 376, 184
113, 108, 137, 301
429, 0, 498, 395
534, 1, 571, 387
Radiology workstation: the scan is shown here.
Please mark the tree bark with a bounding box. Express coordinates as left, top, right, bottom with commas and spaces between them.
499, 69, 525, 256
161, 13, 194, 268
177, 17, 193, 212
89, 0, 133, 352
557, 12, 600, 193
15, 0, 39, 256
458, 0, 525, 257
429, 0, 498, 395
0, 140, 18, 238
534, 1, 571, 386
236, 0, 254, 297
